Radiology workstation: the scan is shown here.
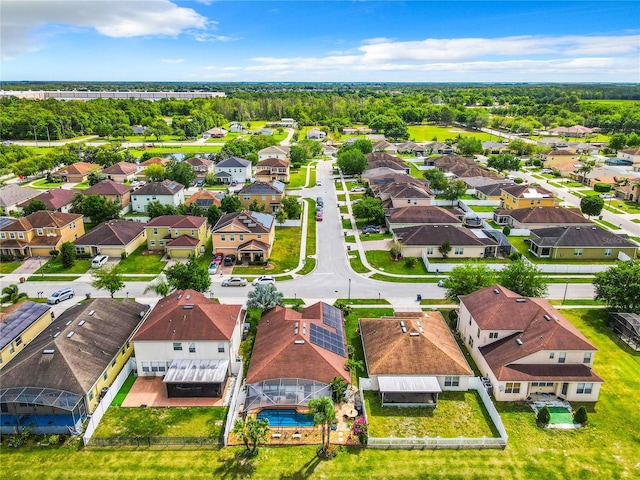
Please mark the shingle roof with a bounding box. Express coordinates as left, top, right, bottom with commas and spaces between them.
501, 184, 554, 199
146, 215, 206, 229
183, 157, 213, 168
53, 162, 100, 176
619, 148, 640, 156
133, 290, 243, 342
238, 181, 284, 195
184, 190, 222, 207
18, 188, 75, 210
530, 225, 638, 248
216, 157, 251, 168
0, 211, 82, 232
256, 158, 290, 168
0, 184, 40, 208
101, 162, 138, 175
212, 211, 274, 234
366, 152, 409, 171
375, 183, 432, 199
139, 157, 169, 167
546, 150, 576, 156
366, 172, 426, 187
166, 235, 200, 247
496, 206, 590, 225
83, 179, 131, 196
133, 180, 183, 196
73, 219, 145, 247
360, 312, 472, 376
432, 155, 475, 169
394, 225, 497, 247
258, 146, 290, 156
246, 303, 350, 385
449, 164, 503, 179
386, 206, 461, 225
0, 299, 150, 395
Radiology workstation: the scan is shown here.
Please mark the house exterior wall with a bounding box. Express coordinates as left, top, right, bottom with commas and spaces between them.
214, 166, 251, 183
544, 153, 579, 168
239, 192, 284, 213
500, 193, 556, 210
145, 223, 210, 253
258, 152, 287, 161
105, 172, 136, 183
475, 192, 502, 201
0, 310, 54, 368
0, 219, 85, 257
402, 244, 485, 259
618, 152, 640, 164
255, 166, 290, 182
390, 197, 432, 208
548, 246, 637, 260
99, 192, 131, 208
86, 340, 135, 413
131, 191, 185, 213
212, 226, 275, 257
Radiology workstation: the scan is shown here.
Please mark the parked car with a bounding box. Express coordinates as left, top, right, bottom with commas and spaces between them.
208, 262, 218, 274
47, 288, 75, 304
600, 193, 615, 199
317, 180, 323, 186
213, 253, 224, 264
351, 187, 366, 192
222, 277, 247, 287
541, 169, 552, 174
196, 180, 204, 188
91, 254, 109, 268
316, 210, 323, 221
231, 181, 238, 186
316, 196, 324, 207
223, 254, 236, 266
252, 275, 275, 286
131, 180, 140, 188
362, 225, 380, 234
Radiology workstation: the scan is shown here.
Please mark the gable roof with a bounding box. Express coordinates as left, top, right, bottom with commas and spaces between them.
74, 219, 145, 247
449, 164, 503, 179
619, 148, 640, 156
432, 155, 475, 169
101, 162, 138, 175
184, 190, 222, 208
546, 149, 576, 157
475, 183, 517, 197
18, 188, 75, 210
146, 215, 206, 229
133, 290, 243, 342
375, 182, 432, 199
139, 157, 169, 167
238, 181, 285, 195
183, 157, 214, 168
394, 225, 497, 247
246, 303, 350, 385
0, 211, 82, 232
258, 146, 290, 156
501, 184, 554, 199
54, 162, 100, 176
216, 157, 251, 168
212, 210, 274, 234
0, 301, 51, 350
0, 184, 40, 208
386, 206, 462, 225
530, 225, 637, 248
496, 206, 590, 225
256, 158, 291, 168
360, 312, 472, 377
133, 180, 183, 196
366, 172, 426, 187
0, 299, 150, 395
83, 179, 131, 196
366, 152, 409, 171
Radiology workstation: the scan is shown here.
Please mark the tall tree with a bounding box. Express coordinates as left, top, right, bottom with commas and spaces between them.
248, 199, 265, 213
352, 197, 384, 224
72, 194, 121, 224
281, 196, 301, 220
289, 145, 308, 167
308, 396, 336, 456
580, 195, 605, 218
143, 277, 170, 297
165, 256, 211, 293
91, 266, 125, 298
423, 169, 448, 191
1, 284, 28, 304
337, 148, 367, 175
247, 284, 284, 310
487, 154, 521, 172
593, 260, 640, 312
23, 199, 48, 215
145, 164, 166, 183
497, 259, 549, 297
442, 179, 467, 205
60, 241, 76, 268
443, 262, 496, 302
220, 195, 242, 214
165, 160, 196, 188
206, 204, 222, 227
456, 137, 483, 156
438, 240, 451, 259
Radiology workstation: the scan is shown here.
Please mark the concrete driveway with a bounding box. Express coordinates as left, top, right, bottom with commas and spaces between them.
360, 239, 391, 251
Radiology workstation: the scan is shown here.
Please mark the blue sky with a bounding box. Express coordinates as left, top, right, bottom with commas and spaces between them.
1, 1, 639, 82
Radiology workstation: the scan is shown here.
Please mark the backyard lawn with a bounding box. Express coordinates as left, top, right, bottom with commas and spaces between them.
407, 124, 493, 142
365, 250, 429, 275
34, 256, 91, 275
233, 227, 301, 275
468, 205, 497, 213
509, 236, 619, 264
364, 390, 498, 438
114, 246, 167, 274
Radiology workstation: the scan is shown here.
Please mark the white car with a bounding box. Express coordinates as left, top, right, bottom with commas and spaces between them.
47, 288, 75, 304
541, 169, 552, 174
208, 262, 218, 274
600, 193, 615, 199
91, 254, 109, 268
317, 180, 323, 186
351, 187, 366, 192
252, 275, 275, 286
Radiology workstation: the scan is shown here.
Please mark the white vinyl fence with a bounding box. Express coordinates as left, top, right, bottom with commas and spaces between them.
223, 361, 245, 445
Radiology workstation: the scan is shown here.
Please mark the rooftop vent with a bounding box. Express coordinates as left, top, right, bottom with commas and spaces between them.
410, 332, 420, 337
65, 320, 72, 326
516, 298, 526, 303
78, 320, 86, 326
42, 349, 55, 354
418, 327, 424, 333
294, 328, 298, 335
88, 310, 95, 316
576, 227, 580, 230
516, 338, 523, 345
401, 326, 407, 334
592, 227, 597, 230
493, 289, 499, 294
183, 305, 194, 310
177, 294, 182, 299
417, 321, 422, 327
66, 331, 75, 338
186, 294, 191, 300
400, 321, 405, 327
139, 311, 146, 318
543, 314, 551, 321
294, 340, 305, 344
53, 332, 61, 338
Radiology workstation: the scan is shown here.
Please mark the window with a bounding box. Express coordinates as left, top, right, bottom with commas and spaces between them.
15, 336, 22, 347
103, 372, 108, 381
189, 342, 196, 353
577, 383, 593, 394
583, 352, 592, 364
9, 344, 14, 354
444, 376, 460, 387
407, 199, 411, 204
489, 332, 498, 339
230, 234, 235, 241
604, 248, 612, 256
262, 195, 266, 201
532, 382, 554, 387
153, 227, 158, 235
573, 249, 584, 257
244, 195, 251, 200
426, 247, 434, 255
239, 234, 244, 241
121, 347, 126, 356
173, 342, 183, 351
468, 336, 474, 348
505, 382, 521, 394
142, 362, 150, 373
88, 391, 94, 401
0, 233, 4, 239
37, 229, 43, 236
111, 359, 116, 368
18, 232, 24, 239
549, 352, 555, 359
159, 241, 164, 246
150, 240, 155, 246
468, 317, 472, 325
218, 343, 225, 353
191, 230, 195, 236
257, 234, 262, 239
221, 234, 226, 241
9, 233, 15, 239
454, 247, 464, 255
477, 327, 481, 339
558, 352, 566, 364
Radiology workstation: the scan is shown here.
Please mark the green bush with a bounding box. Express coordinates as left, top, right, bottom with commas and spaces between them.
537, 406, 551, 426
404, 257, 417, 268
574, 406, 588, 425
502, 225, 511, 236
593, 183, 611, 193
509, 251, 522, 261
532, 159, 542, 167
514, 177, 524, 184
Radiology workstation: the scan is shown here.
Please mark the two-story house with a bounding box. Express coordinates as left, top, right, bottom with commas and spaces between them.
131, 180, 185, 213
0, 211, 84, 257
373, 183, 433, 208
499, 185, 556, 210
617, 148, 640, 165
237, 181, 285, 213
17, 188, 75, 213
184, 157, 214, 179
145, 215, 209, 258
214, 157, 252, 184
82, 179, 132, 208
0, 301, 53, 368
255, 158, 291, 182
258, 146, 290, 162
101, 162, 139, 183
458, 285, 603, 402
212, 211, 275, 263
306, 128, 326, 140
132, 290, 245, 399
51, 162, 101, 183
543, 150, 580, 170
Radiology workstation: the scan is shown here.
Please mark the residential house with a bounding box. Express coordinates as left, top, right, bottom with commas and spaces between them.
145, 215, 210, 258
537, 138, 569, 149
457, 285, 603, 402
139, 157, 170, 168
425, 142, 455, 155
462, 176, 506, 191
184, 190, 223, 208
238, 181, 285, 213
132, 290, 245, 399
548, 125, 593, 137
255, 158, 291, 182
74, 219, 147, 258
366, 152, 410, 174
229, 122, 244, 133
258, 146, 290, 162
214, 157, 252, 184
571, 166, 627, 188
616, 149, 640, 165
244, 302, 349, 413
385, 206, 462, 232
550, 160, 584, 178
343, 127, 372, 135
0, 184, 40, 214
373, 182, 433, 208
0, 301, 53, 368
306, 128, 326, 140
614, 181, 640, 203
0, 299, 151, 434
396, 142, 426, 156
448, 163, 503, 181
393, 224, 499, 259
211, 211, 275, 263
323, 144, 337, 157
360, 312, 473, 406
428, 154, 474, 171
566, 143, 600, 155
543, 150, 579, 169
132, 125, 146, 135
373, 140, 398, 155
101, 162, 139, 183
183, 157, 214, 178
51, 162, 101, 183
528, 225, 638, 260
499, 185, 556, 210
365, 172, 426, 188
474, 182, 516, 200
493, 206, 590, 229
17, 188, 75, 213
82, 179, 132, 208
267, 118, 297, 129
482, 141, 507, 154
202, 127, 228, 139
131, 180, 185, 213
0, 211, 84, 257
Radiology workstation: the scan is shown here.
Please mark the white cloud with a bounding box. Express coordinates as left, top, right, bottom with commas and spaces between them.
1, 0, 210, 59
191, 33, 239, 43
161, 58, 184, 64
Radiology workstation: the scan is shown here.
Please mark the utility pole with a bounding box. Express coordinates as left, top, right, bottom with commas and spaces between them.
348, 278, 351, 302
33, 126, 38, 146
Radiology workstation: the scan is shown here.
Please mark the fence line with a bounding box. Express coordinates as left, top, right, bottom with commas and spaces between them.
88, 436, 221, 448
223, 361, 245, 445
83, 358, 136, 445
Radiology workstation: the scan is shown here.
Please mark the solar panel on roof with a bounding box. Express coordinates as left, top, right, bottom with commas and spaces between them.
309, 323, 346, 357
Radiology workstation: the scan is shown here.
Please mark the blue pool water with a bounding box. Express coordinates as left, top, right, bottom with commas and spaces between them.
256, 409, 314, 427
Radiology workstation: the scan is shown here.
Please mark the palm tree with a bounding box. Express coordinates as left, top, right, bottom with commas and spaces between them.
308, 396, 336, 456
1, 284, 28, 304
232, 417, 270, 456
330, 377, 349, 404
577, 159, 596, 184
143, 276, 170, 297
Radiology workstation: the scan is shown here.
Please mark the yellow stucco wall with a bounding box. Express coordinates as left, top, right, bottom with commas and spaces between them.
0, 309, 53, 368
86, 342, 134, 413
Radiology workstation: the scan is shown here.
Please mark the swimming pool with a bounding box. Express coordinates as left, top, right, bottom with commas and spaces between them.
256, 409, 314, 427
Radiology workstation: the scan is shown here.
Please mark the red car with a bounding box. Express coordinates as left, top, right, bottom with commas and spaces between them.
316, 211, 323, 221
213, 253, 224, 264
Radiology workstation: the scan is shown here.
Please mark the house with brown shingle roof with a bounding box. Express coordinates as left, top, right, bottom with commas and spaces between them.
500, 184, 557, 210
82, 179, 132, 207
493, 206, 591, 229
458, 285, 603, 402
0, 211, 84, 257
183, 157, 214, 177
131, 180, 185, 213
365, 152, 410, 174
237, 181, 285, 213
474, 182, 516, 200
101, 162, 139, 182
139, 157, 170, 168
145, 215, 210, 258
360, 312, 473, 406
365, 172, 426, 188
373, 182, 433, 208
393, 224, 498, 259
73, 219, 146, 258
427, 154, 474, 170
255, 157, 291, 182
51, 162, 101, 183
0, 184, 40, 214
244, 302, 349, 413
548, 125, 593, 137
18, 187, 75, 213
132, 290, 245, 399
385, 206, 462, 232
211, 211, 275, 262
184, 189, 222, 208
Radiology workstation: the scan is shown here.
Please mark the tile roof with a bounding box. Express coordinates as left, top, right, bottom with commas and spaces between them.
146, 215, 206, 229
133, 290, 243, 342
530, 225, 638, 248
0, 299, 150, 395
246, 303, 350, 385
101, 162, 138, 175
238, 181, 285, 195
83, 179, 131, 196
73, 219, 145, 247
0, 184, 40, 208
495, 206, 590, 225
133, 180, 184, 196
216, 157, 251, 168
394, 225, 497, 247
619, 148, 640, 156
386, 206, 462, 225
166, 235, 201, 247
360, 312, 472, 377
18, 188, 75, 210
501, 184, 554, 199
184, 190, 222, 207
53, 162, 100, 176
212, 211, 274, 234
0, 211, 82, 231
256, 158, 291, 168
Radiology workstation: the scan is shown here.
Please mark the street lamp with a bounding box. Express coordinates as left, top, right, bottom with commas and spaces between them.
348, 278, 351, 302
562, 280, 569, 306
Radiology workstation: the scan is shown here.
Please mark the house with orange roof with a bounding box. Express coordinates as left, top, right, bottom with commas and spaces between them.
255, 157, 291, 182
211, 211, 275, 262
82, 179, 132, 207
145, 215, 210, 258
184, 189, 222, 208
458, 285, 603, 402
51, 162, 101, 183
101, 162, 139, 182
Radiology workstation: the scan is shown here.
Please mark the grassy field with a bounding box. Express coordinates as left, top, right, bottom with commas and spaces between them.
27, 275, 81, 282
407, 124, 494, 142
468, 205, 497, 213
126, 146, 222, 158
35, 257, 91, 274
28, 178, 66, 190
287, 167, 309, 188
365, 250, 429, 275
335, 298, 391, 305
509, 236, 619, 264
0, 261, 22, 274
369, 273, 435, 283
114, 246, 167, 274
348, 251, 370, 274
233, 227, 301, 275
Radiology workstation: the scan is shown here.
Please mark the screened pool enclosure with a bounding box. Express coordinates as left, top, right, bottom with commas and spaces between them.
244, 378, 331, 413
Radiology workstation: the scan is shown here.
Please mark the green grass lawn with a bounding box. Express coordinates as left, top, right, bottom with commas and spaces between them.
360, 233, 392, 242
28, 178, 66, 190
364, 390, 499, 438
407, 124, 493, 142
114, 245, 167, 274
344, 235, 355, 243
468, 205, 497, 213
337, 193, 346, 202
405, 161, 423, 179
35, 257, 91, 275
508, 236, 618, 264
110, 372, 136, 407
27, 275, 81, 282
0, 261, 22, 273
286, 167, 308, 189
335, 298, 391, 305
593, 219, 621, 230
234, 227, 301, 275
348, 251, 370, 274
365, 250, 429, 275
296, 199, 318, 276
126, 145, 222, 158
369, 273, 435, 283
419, 298, 456, 305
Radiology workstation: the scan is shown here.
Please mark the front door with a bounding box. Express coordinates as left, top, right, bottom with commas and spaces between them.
561, 383, 568, 396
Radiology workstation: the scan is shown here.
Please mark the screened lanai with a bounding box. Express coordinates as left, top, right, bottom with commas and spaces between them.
378, 376, 442, 407
244, 378, 331, 413
0, 387, 86, 434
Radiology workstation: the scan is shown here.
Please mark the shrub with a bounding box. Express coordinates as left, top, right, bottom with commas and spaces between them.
502, 225, 511, 236
404, 257, 417, 268
537, 406, 551, 426
49, 249, 59, 258
1, 254, 15, 262
509, 251, 522, 261
574, 406, 588, 425
514, 177, 524, 184
532, 159, 542, 167
121, 251, 128, 260
593, 183, 611, 193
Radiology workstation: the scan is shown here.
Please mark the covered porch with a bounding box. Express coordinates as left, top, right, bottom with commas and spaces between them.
238, 239, 270, 263
378, 376, 442, 407
163, 359, 229, 398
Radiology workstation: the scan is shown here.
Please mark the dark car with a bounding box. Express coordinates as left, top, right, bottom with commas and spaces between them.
196, 180, 204, 188
362, 225, 380, 234
223, 254, 236, 266
316, 196, 324, 207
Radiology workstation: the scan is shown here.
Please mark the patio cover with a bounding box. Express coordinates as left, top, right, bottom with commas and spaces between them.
378, 376, 442, 393
163, 359, 229, 384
